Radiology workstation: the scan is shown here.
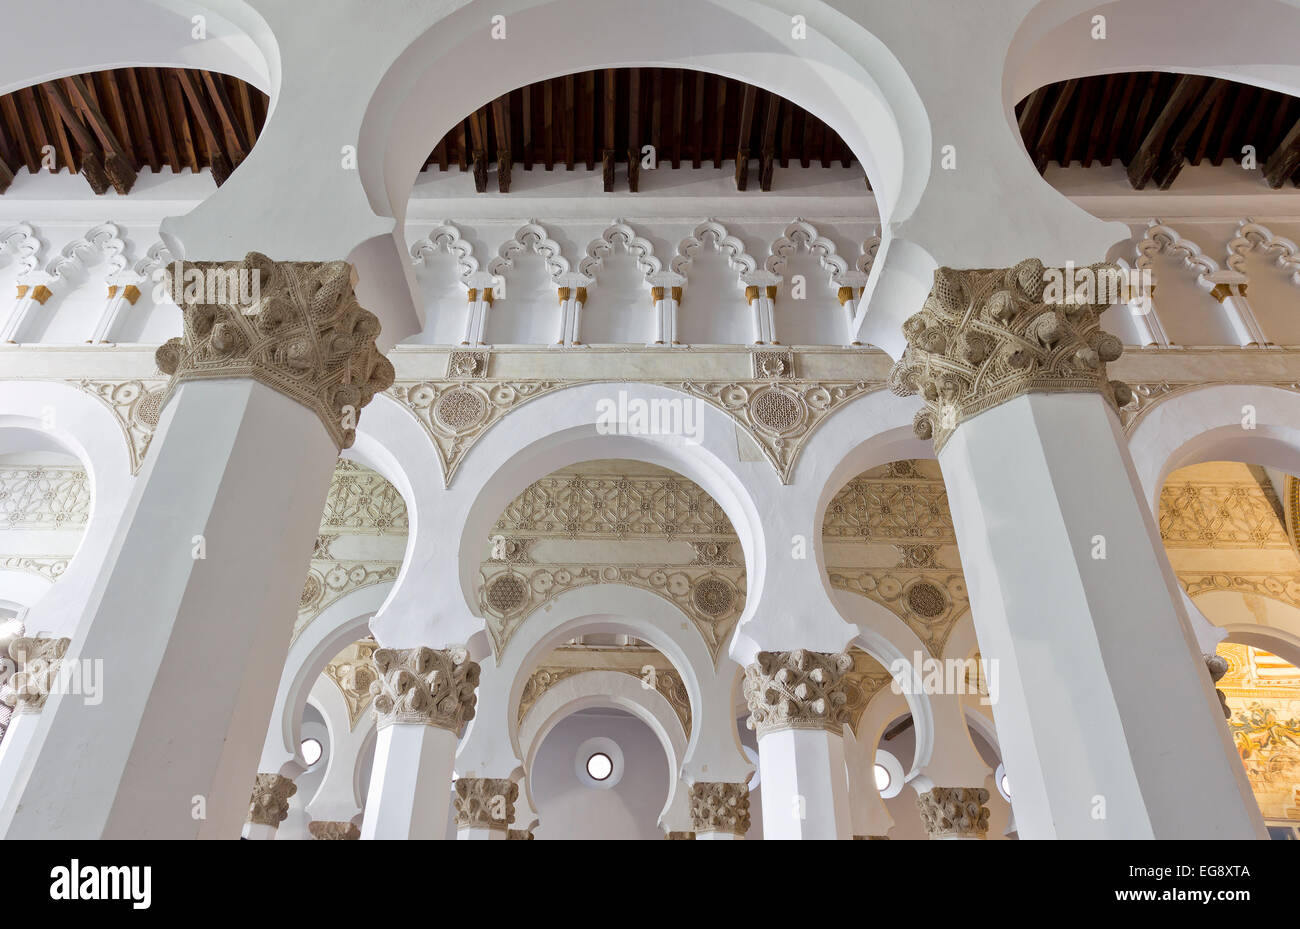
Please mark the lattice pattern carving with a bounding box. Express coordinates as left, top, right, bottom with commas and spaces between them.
0, 465, 90, 530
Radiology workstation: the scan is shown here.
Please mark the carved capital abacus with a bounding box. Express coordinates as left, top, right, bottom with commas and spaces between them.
156, 253, 395, 450
889, 259, 1131, 451
3, 636, 71, 714
915, 786, 990, 839
454, 777, 518, 830
247, 773, 297, 828
743, 649, 854, 736
369, 646, 479, 732
689, 781, 751, 835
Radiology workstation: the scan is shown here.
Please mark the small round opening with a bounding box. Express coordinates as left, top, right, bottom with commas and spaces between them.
1000, 772, 1011, 797
873, 762, 891, 792
586, 751, 613, 781
301, 737, 323, 767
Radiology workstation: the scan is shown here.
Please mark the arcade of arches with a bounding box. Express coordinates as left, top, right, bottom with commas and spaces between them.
1, 0, 1300, 841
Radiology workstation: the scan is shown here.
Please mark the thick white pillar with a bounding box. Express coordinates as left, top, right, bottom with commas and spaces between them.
361, 646, 479, 840
0, 254, 393, 839
454, 776, 517, 840
892, 260, 1266, 839
745, 650, 854, 839
689, 781, 750, 839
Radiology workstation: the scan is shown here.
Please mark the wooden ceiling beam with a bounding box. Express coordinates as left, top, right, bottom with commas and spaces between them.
520, 86, 533, 172
626, 68, 641, 192
735, 83, 756, 191
0, 93, 34, 175
1263, 115, 1300, 188
468, 107, 488, 192
759, 89, 779, 192
542, 79, 554, 171
712, 77, 727, 170
41, 82, 108, 193
670, 69, 683, 169
1152, 80, 1227, 188
1032, 79, 1077, 172
142, 69, 181, 173
63, 74, 136, 193
690, 72, 704, 169
161, 71, 198, 174
491, 94, 511, 193
1128, 74, 1210, 189
175, 69, 229, 185
201, 70, 251, 163
122, 69, 161, 173
0, 155, 11, 194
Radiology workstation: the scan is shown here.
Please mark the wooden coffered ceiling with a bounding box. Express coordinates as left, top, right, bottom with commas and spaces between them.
1, 66, 1297, 196
0, 67, 267, 195
1016, 72, 1300, 189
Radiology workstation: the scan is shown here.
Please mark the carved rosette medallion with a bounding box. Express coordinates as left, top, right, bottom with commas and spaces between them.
248, 773, 297, 827
743, 649, 855, 736
889, 260, 1131, 451
689, 781, 751, 835
454, 777, 519, 830
3, 636, 71, 713
155, 253, 395, 450
307, 820, 360, 840
915, 786, 991, 839
368, 646, 479, 732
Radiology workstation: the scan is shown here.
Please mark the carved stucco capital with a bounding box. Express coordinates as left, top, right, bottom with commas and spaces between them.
915, 786, 990, 839
507, 828, 535, 840
307, 820, 360, 840
2, 636, 70, 714
1205, 653, 1232, 719
454, 777, 518, 830
248, 773, 297, 828
369, 646, 479, 732
889, 260, 1131, 452
743, 649, 854, 736
689, 781, 751, 835
664, 830, 696, 840
155, 253, 395, 450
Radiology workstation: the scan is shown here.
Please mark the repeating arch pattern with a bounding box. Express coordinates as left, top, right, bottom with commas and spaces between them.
1227, 219, 1300, 286
411, 222, 480, 279
579, 221, 662, 280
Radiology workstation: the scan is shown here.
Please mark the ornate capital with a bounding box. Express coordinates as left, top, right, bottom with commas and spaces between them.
248, 773, 297, 828
3, 636, 70, 713
507, 828, 535, 840
744, 649, 854, 736
1205, 653, 1231, 719
664, 830, 696, 840
454, 777, 518, 830
307, 820, 360, 840
689, 781, 751, 835
369, 646, 479, 732
156, 253, 395, 450
889, 260, 1131, 451
916, 786, 990, 839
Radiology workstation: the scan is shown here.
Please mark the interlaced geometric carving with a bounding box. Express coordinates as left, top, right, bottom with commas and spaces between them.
369, 646, 479, 732
744, 649, 854, 736
915, 786, 990, 839
689, 782, 750, 835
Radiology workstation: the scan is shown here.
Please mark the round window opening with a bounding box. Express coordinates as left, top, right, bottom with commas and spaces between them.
586, 752, 613, 781
873, 763, 891, 792
301, 738, 323, 766
1000, 772, 1011, 797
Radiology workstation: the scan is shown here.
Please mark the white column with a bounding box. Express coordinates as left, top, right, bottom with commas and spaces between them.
88, 278, 142, 344
745, 650, 854, 839
1, 275, 54, 343
1210, 280, 1269, 347
0, 255, 393, 839
893, 261, 1265, 839
1127, 292, 1172, 348
360, 645, 479, 840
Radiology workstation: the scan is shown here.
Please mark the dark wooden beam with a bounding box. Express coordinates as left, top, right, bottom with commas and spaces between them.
1102, 72, 1140, 166
41, 82, 108, 192
691, 71, 704, 169
18, 88, 57, 174
601, 68, 616, 190
491, 94, 511, 192
0, 154, 12, 194
201, 70, 251, 163
1082, 75, 1118, 167
1264, 115, 1300, 188
161, 71, 198, 174
671, 69, 683, 169
63, 74, 136, 192
0, 93, 34, 174
565, 74, 576, 171
142, 69, 181, 173
626, 68, 641, 192
712, 77, 727, 169
543, 79, 554, 170
175, 69, 230, 185
520, 85, 532, 172
468, 107, 488, 192
1127, 74, 1210, 189
1152, 80, 1227, 188
1033, 79, 1077, 172
759, 90, 779, 191
735, 83, 756, 190
122, 68, 161, 173
882, 716, 914, 742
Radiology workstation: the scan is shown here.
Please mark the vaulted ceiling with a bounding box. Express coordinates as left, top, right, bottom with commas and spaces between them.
1, 66, 1297, 196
